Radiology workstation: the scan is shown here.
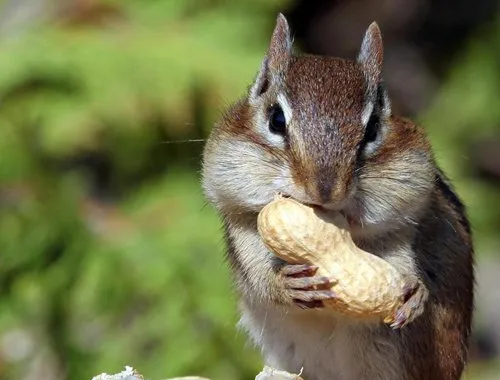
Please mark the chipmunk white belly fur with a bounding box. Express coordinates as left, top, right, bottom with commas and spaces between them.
202, 14, 474, 380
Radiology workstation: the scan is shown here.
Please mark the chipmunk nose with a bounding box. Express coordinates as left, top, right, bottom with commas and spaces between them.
317, 178, 333, 205
303, 172, 348, 208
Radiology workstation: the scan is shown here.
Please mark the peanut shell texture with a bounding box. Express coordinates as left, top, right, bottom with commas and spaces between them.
257, 196, 407, 324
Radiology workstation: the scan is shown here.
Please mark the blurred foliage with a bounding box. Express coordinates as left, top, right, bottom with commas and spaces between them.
0, 1, 293, 379
421, 17, 500, 254
0, 1, 498, 380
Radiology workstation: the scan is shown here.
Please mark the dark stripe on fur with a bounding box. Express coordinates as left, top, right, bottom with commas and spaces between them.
435, 168, 471, 236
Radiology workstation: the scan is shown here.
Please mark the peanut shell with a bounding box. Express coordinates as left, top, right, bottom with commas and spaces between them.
257, 196, 406, 324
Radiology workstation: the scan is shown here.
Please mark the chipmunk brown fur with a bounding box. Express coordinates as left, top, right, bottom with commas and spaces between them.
202, 14, 474, 380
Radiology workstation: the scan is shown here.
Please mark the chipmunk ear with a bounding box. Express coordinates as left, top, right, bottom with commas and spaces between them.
250, 14, 292, 100
358, 22, 391, 120
358, 22, 384, 89
267, 13, 292, 73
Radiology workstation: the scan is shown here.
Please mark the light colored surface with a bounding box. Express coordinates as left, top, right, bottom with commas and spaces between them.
91, 366, 144, 380
255, 366, 304, 379
91, 366, 300, 380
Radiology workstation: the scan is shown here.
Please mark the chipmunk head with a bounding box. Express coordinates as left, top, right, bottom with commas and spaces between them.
203, 14, 434, 233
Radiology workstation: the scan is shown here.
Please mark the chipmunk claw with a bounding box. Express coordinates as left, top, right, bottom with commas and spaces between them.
390, 277, 428, 329
281, 264, 319, 277
281, 264, 337, 309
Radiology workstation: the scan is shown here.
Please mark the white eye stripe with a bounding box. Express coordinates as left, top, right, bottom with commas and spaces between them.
361, 100, 374, 126
363, 140, 380, 157
277, 93, 293, 123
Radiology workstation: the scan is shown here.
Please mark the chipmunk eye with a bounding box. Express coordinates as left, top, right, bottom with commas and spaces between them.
269, 105, 287, 135
364, 113, 380, 144
359, 112, 383, 158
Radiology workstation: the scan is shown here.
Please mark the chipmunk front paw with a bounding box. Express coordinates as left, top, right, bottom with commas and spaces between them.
280, 264, 337, 309
390, 276, 429, 329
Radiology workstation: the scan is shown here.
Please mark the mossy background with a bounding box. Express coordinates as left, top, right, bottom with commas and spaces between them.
0, 1, 499, 379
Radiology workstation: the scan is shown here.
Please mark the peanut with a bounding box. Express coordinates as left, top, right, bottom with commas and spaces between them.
257, 196, 406, 324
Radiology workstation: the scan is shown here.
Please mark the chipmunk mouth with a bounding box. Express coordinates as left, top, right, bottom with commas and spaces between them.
277, 191, 343, 216
277, 192, 320, 209
340, 210, 361, 228
276, 192, 360, 229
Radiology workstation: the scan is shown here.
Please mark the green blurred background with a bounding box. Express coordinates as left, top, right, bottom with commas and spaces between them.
0, 0, 499, 379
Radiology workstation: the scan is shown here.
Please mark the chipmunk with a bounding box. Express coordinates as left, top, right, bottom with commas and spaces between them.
201, 14, 474, 380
